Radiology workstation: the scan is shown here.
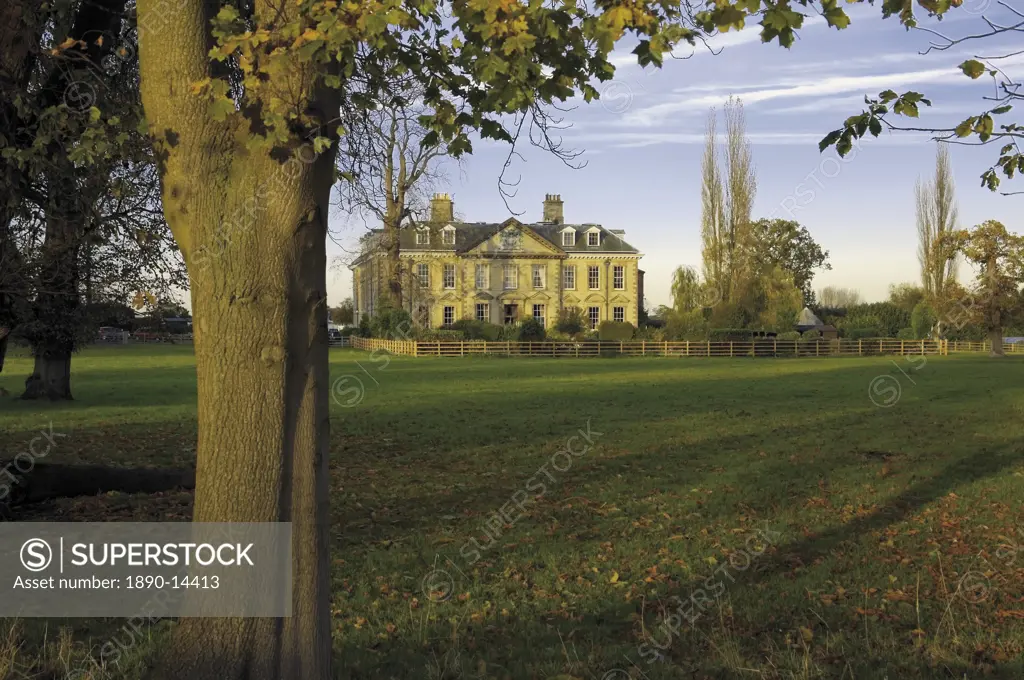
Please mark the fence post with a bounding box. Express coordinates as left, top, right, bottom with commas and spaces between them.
685, 340, 690, 357
859, 339, 862, 356
774, 339, 777, 357
900, 340, 905, 355
642, 340, 646, 356
619, 341, 623, 354
663, 341, 667, 356
575, 344, 579, 358
729, 341, 733, 357
815, 341, 819, 357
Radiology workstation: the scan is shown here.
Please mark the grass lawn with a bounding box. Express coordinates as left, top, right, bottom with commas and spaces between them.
2, 345, 1024, 679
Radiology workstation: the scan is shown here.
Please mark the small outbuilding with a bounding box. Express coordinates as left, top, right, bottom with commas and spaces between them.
795, 307, 838, 340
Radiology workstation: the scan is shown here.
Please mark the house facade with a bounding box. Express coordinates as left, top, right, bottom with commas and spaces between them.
351, 194, 644, 330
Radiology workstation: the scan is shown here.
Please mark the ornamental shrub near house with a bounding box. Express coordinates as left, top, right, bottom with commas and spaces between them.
598, 321, 635, 341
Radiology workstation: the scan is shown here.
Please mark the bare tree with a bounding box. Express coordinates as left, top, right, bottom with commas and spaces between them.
817, 286, 862, 308
335, 74, 450, 310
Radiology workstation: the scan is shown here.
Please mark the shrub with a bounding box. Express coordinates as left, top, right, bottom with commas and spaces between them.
356, 314, 372, 337
419, 329, 465, 341
801, 329, 821, 340
634, 326, 666, 341
555, 307, 587, 336
896, 327, 916, 340
663, 309, 707, 341
776, 331, 801, 341
910, 302, 936, 339
598, 320, 634, 341
845, 327, 881, 340
450, 319, 503, 341
515, 317, 546, 341
709, 328, 772, 342
369, 306, 413, 339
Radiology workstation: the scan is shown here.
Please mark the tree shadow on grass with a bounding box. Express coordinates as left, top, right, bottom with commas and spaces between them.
333, 443, 1024, 679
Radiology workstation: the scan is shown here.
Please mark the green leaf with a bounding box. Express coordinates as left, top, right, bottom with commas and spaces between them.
818, 129, 842, 152
959, 59, 986, 79
88, 106, 101, 122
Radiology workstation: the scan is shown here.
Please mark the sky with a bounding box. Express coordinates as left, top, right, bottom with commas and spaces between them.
326, 2, 1023, 310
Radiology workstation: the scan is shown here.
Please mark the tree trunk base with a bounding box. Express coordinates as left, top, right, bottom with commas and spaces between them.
22, 354, 73, 400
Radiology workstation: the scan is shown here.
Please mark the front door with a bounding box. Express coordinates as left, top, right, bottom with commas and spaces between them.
503, 304, 518, 325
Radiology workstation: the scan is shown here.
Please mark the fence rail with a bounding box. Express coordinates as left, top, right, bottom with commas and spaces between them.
347, 337, 990, 358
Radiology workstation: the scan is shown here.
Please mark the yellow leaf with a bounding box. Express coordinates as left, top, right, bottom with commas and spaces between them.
799, 626, 814, 642
609, 571, 619, 584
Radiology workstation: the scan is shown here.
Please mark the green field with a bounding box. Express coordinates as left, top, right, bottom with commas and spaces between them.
2, 345, 1024, 679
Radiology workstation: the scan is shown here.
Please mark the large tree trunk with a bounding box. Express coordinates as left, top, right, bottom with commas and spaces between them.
137, 1, 336, 675
988, 326, 1005, 357
384, 217, 403, 309
22, 172, 79, 401
147, 161, 334, 679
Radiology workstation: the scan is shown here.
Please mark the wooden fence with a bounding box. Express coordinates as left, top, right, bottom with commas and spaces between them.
350, 336, 969, 358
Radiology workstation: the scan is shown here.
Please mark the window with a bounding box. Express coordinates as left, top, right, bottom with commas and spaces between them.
588, 306, 600, 330
503, 264, 518, 290
416, 229, 429, 245
561, 230, 575, 246
475, 263, 488, 289
613, 265, 624, 290
533, 304, 546, 327
563, 265, 576, 290
532, 264, 545, 289
442, 227, 455, 245
588, 265, 600, 290
443, 263, 455, 289
476, 302, 489, 322
613, 306, 625, 322
587, 231, 600, 247
416, 263, 429, 287
443, 306, 455, 326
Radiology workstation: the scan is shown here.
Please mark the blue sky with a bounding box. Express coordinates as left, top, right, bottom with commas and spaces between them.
327, 3, 1023, 310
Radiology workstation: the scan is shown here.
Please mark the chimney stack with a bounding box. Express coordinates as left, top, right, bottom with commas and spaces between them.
543, 194, 564, 225
430, 193, 453, 222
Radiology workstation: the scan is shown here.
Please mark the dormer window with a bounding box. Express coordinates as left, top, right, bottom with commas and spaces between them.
587, 230, 600, 247
416, 228, 429, 245
442, 225, 456, 245
561, 228, 576, 246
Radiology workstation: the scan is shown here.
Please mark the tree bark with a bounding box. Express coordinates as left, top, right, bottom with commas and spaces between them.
145, 164, 334, 680
384, 215, 403, 309
988, 326, 1005, 357
137, 1, 336, 675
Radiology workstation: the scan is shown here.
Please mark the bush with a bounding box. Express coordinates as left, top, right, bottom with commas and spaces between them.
801, 329, 822, 340
896, 327, 916, 340
369, 306, 413, 339
845, 327, 881, 340
450, 319, 502, 341
910, 302, 936, 339
776, 331, 801, 341
709, 328, 772, 342
634, 326, 666, 341
356, 314, 372, 337
598, 320, 635, 341
555, 307, 587, 336
514, 317, 546, 342
419, 329, 465, 341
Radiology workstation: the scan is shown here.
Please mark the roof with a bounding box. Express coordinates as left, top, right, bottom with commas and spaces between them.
796, 307, 824, 328
353, 219, 640, 264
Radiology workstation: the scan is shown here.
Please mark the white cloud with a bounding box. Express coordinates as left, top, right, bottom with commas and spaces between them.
622, 65, 966, 126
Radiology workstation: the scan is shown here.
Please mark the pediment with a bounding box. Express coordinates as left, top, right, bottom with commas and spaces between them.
466, 219, 563, 257
610, 294, 631, 303
563, 294, 580, 305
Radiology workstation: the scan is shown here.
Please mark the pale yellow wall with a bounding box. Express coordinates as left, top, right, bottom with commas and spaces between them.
353, 251, 641, 329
